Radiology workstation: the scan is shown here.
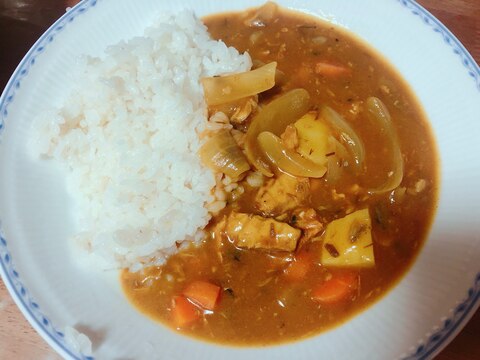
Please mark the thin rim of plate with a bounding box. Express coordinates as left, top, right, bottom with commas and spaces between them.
0, 0, 479, 359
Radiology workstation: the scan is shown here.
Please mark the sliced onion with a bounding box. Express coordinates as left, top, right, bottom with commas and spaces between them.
202, 62, 277, 106
325, 136, 349, 184
257, 131, 327, 178
199, 130, 250, 179
245, 88, 310, 176
252, 59, 287, 86
364, 97, 404, 194
326, 155, 341, 184
320, 106, 365, 171
243, 1, 278, 27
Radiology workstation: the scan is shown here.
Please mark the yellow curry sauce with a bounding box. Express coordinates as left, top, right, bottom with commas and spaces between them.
121, 4, 438, 345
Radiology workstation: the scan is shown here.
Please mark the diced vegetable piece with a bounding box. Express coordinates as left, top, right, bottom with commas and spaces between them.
365, 97, 404, 194
224, 212, 301, 251
321, 209, 375, 267
172, 296, 200, 328
315, 62, 351, 77
320, 106, 365, 171
312, 272, 358, 304
244, 1, 278, 27
294, 111, 333, 166
284, 251, 313, 281
257, 131, 327, 178
202, 62, 277, 106
199, 129, 250, 179
245, 89, 310, 176
183, 281, 221, 311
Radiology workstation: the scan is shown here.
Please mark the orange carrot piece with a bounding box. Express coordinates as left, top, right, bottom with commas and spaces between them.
172, 296, 200, 328
311, 272, 359, 304
315, 62, 351, 77
183, 281, 221, 311
284, 251, 312, 281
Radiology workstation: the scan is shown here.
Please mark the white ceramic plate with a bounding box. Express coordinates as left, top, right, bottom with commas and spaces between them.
0, 0, 479, 359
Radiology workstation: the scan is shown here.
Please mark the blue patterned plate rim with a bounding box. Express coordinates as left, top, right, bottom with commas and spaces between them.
0, 3, 98, 360
0, 0, 478, 359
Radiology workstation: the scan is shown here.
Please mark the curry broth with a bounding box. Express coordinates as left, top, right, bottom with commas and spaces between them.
121, 6, 438, 346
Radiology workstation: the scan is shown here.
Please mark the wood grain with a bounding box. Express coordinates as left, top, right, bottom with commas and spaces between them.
0, 0, 478, 359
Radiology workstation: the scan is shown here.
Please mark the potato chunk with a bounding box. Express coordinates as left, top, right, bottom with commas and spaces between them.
225, 212, 301, 251
294, 112, 333, 166
321, 209, 375, 267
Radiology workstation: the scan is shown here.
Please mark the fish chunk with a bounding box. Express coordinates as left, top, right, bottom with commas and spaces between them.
224, 212, 301, 251
291, 207, 324, 249
255, 174, 310, 216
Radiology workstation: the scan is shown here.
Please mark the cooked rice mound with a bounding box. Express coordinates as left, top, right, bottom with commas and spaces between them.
30, 11, 251, 270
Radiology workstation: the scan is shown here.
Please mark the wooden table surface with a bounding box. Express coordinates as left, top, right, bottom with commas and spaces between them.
0, 0, 479, 359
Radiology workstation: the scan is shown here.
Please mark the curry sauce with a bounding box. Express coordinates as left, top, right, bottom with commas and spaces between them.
121, 4, 438, 346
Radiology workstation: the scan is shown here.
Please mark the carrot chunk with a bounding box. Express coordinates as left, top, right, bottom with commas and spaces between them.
172, 296, 200, 328
314, 62, 351, 77
311, 272, 358, 304
284, 251, 312, 281
183, 281, 221, 311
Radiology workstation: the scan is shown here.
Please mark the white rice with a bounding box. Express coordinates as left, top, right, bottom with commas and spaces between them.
30, 11, 251, 270
63, 326, 93, 358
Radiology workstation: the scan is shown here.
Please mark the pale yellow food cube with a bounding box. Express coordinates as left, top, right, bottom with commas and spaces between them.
321, 208, 375, 267
294, 112, 333, 166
